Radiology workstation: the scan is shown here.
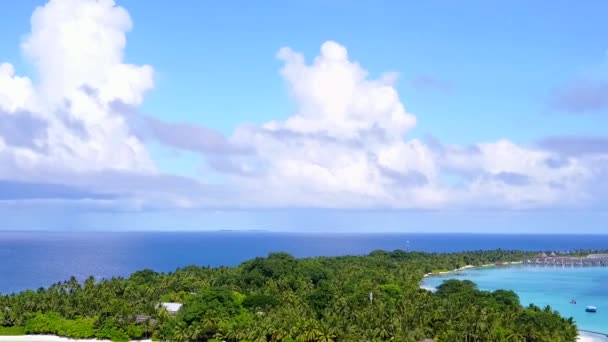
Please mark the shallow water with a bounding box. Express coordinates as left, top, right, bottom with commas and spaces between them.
422, 265, 608, 334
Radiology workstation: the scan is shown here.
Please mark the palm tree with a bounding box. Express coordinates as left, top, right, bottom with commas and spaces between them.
188, 324, 203, 341
506, 330, 526, 342
315, 322, 338, 342
173, 321, 189, 342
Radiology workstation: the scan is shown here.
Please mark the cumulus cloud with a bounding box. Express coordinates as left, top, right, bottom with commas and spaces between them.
225, 42, 443, 208
218, 42, 602, 209
0, 109, 48, 150
550, 80, 608, 113
0, 0, 155, 180
1, 1, 608, 212
0, 0, 251, 210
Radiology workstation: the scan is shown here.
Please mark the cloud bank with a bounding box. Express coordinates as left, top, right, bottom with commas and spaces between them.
219, 43, 602, 209
1, 0, 608, 212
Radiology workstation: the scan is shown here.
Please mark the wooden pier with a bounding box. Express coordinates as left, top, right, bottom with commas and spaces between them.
522, 254, 608, 267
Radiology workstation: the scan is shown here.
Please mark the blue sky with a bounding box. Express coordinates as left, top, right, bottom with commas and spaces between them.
0, 0, 608, 232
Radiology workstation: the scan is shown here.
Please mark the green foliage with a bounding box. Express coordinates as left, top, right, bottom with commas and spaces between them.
24, 313, 95, 338
0, 326, 25, 335
130, 269, 159, 285
179, 288, 242, 324
378, 283, 402, 299
242, 294, 279, 310
435, 279, 478, 296
95, 324, 130, 342
0, 249, 580, 341
492, 289, 520, 307
306, 282, 335, 316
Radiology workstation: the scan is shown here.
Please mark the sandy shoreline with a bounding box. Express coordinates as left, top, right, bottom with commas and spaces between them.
422, 261, 523, 279
0, 337, 151, 342
0, 332, 603, 342
578, 331, 608, 342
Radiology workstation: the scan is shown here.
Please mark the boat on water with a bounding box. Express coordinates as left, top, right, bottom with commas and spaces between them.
585, 306, 597, 313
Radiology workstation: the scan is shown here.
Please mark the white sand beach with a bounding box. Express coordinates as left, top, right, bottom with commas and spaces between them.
7, 334, 596, 342
578, 332, 608, 342
422, 264, 477, 278
0, 336, 150, 342
0, 331, 603, 342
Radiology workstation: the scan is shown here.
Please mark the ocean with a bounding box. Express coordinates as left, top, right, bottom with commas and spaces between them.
2, 231, 608, 333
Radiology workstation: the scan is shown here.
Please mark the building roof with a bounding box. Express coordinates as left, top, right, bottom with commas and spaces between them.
158, 302, 183, 313
135, 314, 150, 323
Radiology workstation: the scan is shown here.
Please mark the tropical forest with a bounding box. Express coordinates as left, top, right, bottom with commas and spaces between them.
0, 250, 580, 341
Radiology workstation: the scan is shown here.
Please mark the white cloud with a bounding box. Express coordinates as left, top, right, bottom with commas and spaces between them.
269, 41, 416, 140
439, 140, 592, 208
0, 0, 155, 180
228, 41, 442, 208
225, 42, 605, 209
0, 63, 36, 112
1, 1, 607, 211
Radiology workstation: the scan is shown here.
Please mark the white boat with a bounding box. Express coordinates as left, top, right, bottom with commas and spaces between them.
585, 306, 597, 313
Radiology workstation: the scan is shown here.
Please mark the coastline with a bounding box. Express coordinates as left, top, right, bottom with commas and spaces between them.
0, 331, 603, 342
421, 261, 523, 279
0, 336, 151, 342
578, 331, 608, 342
421, 262, 608, 342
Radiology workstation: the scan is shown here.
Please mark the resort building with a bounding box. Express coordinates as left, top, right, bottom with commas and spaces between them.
523, 254, 608, 267
157, 302, 183, 314
586, 254, 608, 259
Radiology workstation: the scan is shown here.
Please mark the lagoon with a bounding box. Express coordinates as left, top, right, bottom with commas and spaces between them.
422, 265, 608, 335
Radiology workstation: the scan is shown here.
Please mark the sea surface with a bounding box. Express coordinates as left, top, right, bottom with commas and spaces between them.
422, 266, 608, 334
2, 231, 608, 333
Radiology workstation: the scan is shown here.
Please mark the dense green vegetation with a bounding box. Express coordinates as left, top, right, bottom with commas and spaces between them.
0, 249, 580, 341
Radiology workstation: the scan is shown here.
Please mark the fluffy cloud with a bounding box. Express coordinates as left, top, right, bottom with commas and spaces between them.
226, 42, 444, 207
0, 0, 154, 181
220, 43, 604, 209
1, 0, 607, 211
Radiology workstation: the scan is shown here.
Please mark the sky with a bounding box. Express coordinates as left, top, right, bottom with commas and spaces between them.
1, 0, 608, 232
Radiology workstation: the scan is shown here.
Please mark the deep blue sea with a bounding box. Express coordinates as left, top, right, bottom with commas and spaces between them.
2, 232, 608, 294
2, 231, 608, 334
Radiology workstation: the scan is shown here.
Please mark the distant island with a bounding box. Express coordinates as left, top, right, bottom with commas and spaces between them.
0, 249, 595, 341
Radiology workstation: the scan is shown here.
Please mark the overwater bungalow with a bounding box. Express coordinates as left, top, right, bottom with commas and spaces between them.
522, 254, 608, 267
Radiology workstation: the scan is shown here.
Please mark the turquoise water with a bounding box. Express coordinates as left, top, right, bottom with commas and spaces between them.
422, 265, 608, 334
